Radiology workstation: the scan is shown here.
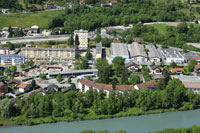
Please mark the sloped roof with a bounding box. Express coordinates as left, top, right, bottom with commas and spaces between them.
116, 85, 135, 91
80, 78, 95, 88
171, 68, 183, 73
94, 83, 112, 91
18, 83, 29, 89
137, 80, 155, 89
0, 82, 4, 87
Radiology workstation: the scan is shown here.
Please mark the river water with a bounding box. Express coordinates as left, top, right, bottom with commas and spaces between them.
1, 109, 200, 133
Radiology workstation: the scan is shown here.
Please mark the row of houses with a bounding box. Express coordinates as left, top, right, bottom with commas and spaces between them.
111, 42, 187, 64
1, 25, 40, 34
78, 78, 155, 96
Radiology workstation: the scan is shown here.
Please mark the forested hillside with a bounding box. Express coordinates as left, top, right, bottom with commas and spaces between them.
49, 0, 192, 32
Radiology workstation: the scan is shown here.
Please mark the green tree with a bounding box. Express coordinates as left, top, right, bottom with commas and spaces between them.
10, 65, 17, 73
170, 62, 177, 68
129, 75, 141, 85
188, 60, 197, 72
80, 57, 89, 69
56, 73, 62, 82
40, 74, 46, 80
75, 34, 79, 46
86, 47, 92, 60
68, 35, 74, 46
31, 80, 36, 90
95, 34, 101, 43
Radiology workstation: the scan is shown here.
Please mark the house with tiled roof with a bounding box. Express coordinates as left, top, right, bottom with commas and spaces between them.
94, 83, 112, 96
151, 66, 162, 74
17, 83, 30, 92
134, 80, 155, 90
0, 82, 8, 94
78, 78, 95, 93
109, 0, 118, 5
171, 68, 183, 74
125, 61, 140, 72
116, 85, 135, 93
194, 64, 200, 73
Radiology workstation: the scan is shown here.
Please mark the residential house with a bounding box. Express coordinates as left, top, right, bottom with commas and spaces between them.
8, 79, 21, 87
152, 75, 164, 82
192, 58, 200, 64
17, 83, 30, 92
128, 42, 148, 62
69, 2, 74, 8
79, 0, 85, 5
46, 3, 55, 9
78, 78, 112, 96
194, 64, 200, 73
151, 66, 162, 74
0, 47, 10, 55
78, 78, 95, 93
101, 3, 111, 7
2, 9, 10, 14
93, 83, 112, 97
134, 80, 155, 90
125, 61, 140, 72
116, 85, 135, 93
0, 82, 8, 94
0, 92, 3, 99
109, 0, 118, 5
171, 68, 183, 74
46, 84, 61, 91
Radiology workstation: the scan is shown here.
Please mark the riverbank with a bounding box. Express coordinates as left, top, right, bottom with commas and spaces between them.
0, 107, 179, 127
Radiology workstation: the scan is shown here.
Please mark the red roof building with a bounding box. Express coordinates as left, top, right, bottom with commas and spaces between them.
135, 80, 155, 90
171, 68, 183, 73
116, 85, 135, 91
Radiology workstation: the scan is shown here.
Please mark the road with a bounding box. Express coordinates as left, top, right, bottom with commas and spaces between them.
0, 35, 70, 44
143, 22, 195, 26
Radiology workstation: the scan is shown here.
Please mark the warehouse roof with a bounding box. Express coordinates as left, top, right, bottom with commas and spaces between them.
128, 42, 147, 58
111, 43, 129, 57
161, 48, 184, 59
146, 44, 161, 58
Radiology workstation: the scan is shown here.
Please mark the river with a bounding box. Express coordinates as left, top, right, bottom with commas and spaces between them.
1, 109, 200, 133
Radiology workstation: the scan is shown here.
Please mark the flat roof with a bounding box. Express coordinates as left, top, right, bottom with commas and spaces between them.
146, 44, 161, 58
111, 43, 129, 57
96, 43, 102, 54
128, 42, 147, 57
171, 75, 200, 83
49, 69, 98, 75
74, 29, 88, 33
162, 48, 184, 59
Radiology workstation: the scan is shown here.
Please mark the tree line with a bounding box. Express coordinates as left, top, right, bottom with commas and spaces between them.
0, 78, 200, 123
48, 0, 192, 32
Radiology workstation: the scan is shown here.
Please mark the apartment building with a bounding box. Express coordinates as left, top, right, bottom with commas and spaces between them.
0, 55, 25, 66
74, 29, 88, 49
21, 47, 76, 60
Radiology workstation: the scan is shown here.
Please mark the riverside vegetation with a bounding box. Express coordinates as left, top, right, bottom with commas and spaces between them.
153, 125, 200, 133
0, 77, 200, 126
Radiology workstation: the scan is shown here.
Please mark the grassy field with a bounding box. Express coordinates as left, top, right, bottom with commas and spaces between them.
0, 10, 64, 29
150, 24, 170, 35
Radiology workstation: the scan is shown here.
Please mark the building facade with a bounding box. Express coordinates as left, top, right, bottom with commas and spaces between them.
0, 55, 25, 66
128, 42, 148, 62
21, 47, 76, 60
74, 29, 88, 49
0, 47, 10, 55
146, 44, 161, 63
110, 43, 129, 60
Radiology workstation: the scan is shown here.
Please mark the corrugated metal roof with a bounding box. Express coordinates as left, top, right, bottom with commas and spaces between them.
128, 42, 147, 57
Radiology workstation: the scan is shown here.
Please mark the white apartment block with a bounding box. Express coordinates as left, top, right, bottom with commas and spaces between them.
74, 29, 88, 49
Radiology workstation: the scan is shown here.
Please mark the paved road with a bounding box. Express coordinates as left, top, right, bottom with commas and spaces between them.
143, 22, 195, 26
0, 35, 70, 44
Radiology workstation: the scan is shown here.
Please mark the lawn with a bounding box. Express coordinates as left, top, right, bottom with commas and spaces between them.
151, 24, 170, 35
0, 10, 64, 29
